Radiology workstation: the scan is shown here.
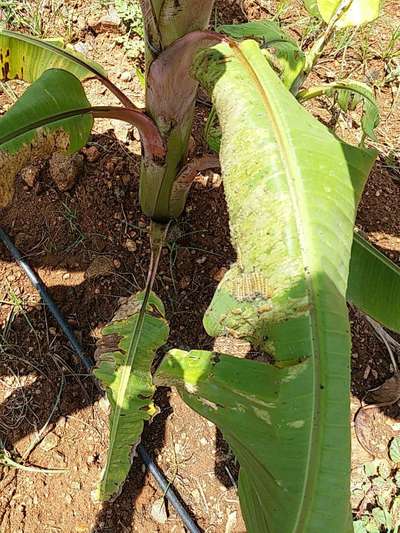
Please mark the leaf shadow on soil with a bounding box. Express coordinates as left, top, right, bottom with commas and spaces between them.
0, 131, 238, 531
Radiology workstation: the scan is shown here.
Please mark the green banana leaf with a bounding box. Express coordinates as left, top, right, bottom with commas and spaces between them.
0, 29, 106, 83
317, 0, 380, 28
348, 233, 400, 333
154, 350, 350, 533
94, 291, 169, 501
298, 80, 379, 141
0, 68, 93, 207
191, 39, 376, 532
218, 20, 305, 90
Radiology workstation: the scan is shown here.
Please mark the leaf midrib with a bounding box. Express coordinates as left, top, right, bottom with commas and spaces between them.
230, 42, 323, 531
101, 289, 152, 490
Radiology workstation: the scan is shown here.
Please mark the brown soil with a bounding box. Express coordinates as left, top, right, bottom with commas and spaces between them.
0, 1, 399, 532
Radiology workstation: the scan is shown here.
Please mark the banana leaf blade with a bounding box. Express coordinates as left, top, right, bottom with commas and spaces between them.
0, 68, 93, 207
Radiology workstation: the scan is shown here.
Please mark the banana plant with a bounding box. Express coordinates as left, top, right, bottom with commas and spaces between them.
0, 0, 395, 531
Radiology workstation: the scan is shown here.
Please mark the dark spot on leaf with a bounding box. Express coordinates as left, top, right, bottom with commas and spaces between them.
212, 353, 221, 364
137, 393, 152, 400
2, 62, 9, 80
5, 49, 10, 57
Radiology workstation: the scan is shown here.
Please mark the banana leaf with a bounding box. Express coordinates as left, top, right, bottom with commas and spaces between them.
218, 20, 305, 90
348, 233, 400, 333
190, 39, 376, 532
0, 68, 93, 207
317, 0, 380, 28
298, 80, 379, 141
155, 349, 353, 532
0, 29, 106, 83
94, 291, 169, 501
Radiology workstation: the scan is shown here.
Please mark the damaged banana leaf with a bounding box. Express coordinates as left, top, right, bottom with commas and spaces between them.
0, 29, 136, 108
185, 39, 376, 532
94, 291, 169, 501
0, 29, 106, 83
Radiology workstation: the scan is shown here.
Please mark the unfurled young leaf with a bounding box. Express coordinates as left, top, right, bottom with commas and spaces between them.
218, 20, 305, 90
0, 68, 93, 207
298, 80, 379, 140
317, 0, 380, 28
94, 291, 169, 501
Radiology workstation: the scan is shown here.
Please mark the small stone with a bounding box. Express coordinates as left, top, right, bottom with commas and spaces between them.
82, 146, 101, 162
20, 165, 40, 187
200, 437, 208, 446
225, 511, 237, 533
63, 272, 71, 280
120, 71, 133, 82
49, 153, 84, 192
125, 239, 137, 252
151, 498, 168, 524
88, 8, 121, 34
39, 432, 60, 452
73, 41, 89, 54
113, 258, 121, 268
97, 396, 110, 413
71, 481, 81, 490
196, 256, 206, 265
65, 494, 72, 504
209, 172, 222, 188
57, 416, 67, 428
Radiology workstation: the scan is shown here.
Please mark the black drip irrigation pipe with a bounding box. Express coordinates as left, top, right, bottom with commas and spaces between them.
0, 228, 92, 372
0, 227, 201, 533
